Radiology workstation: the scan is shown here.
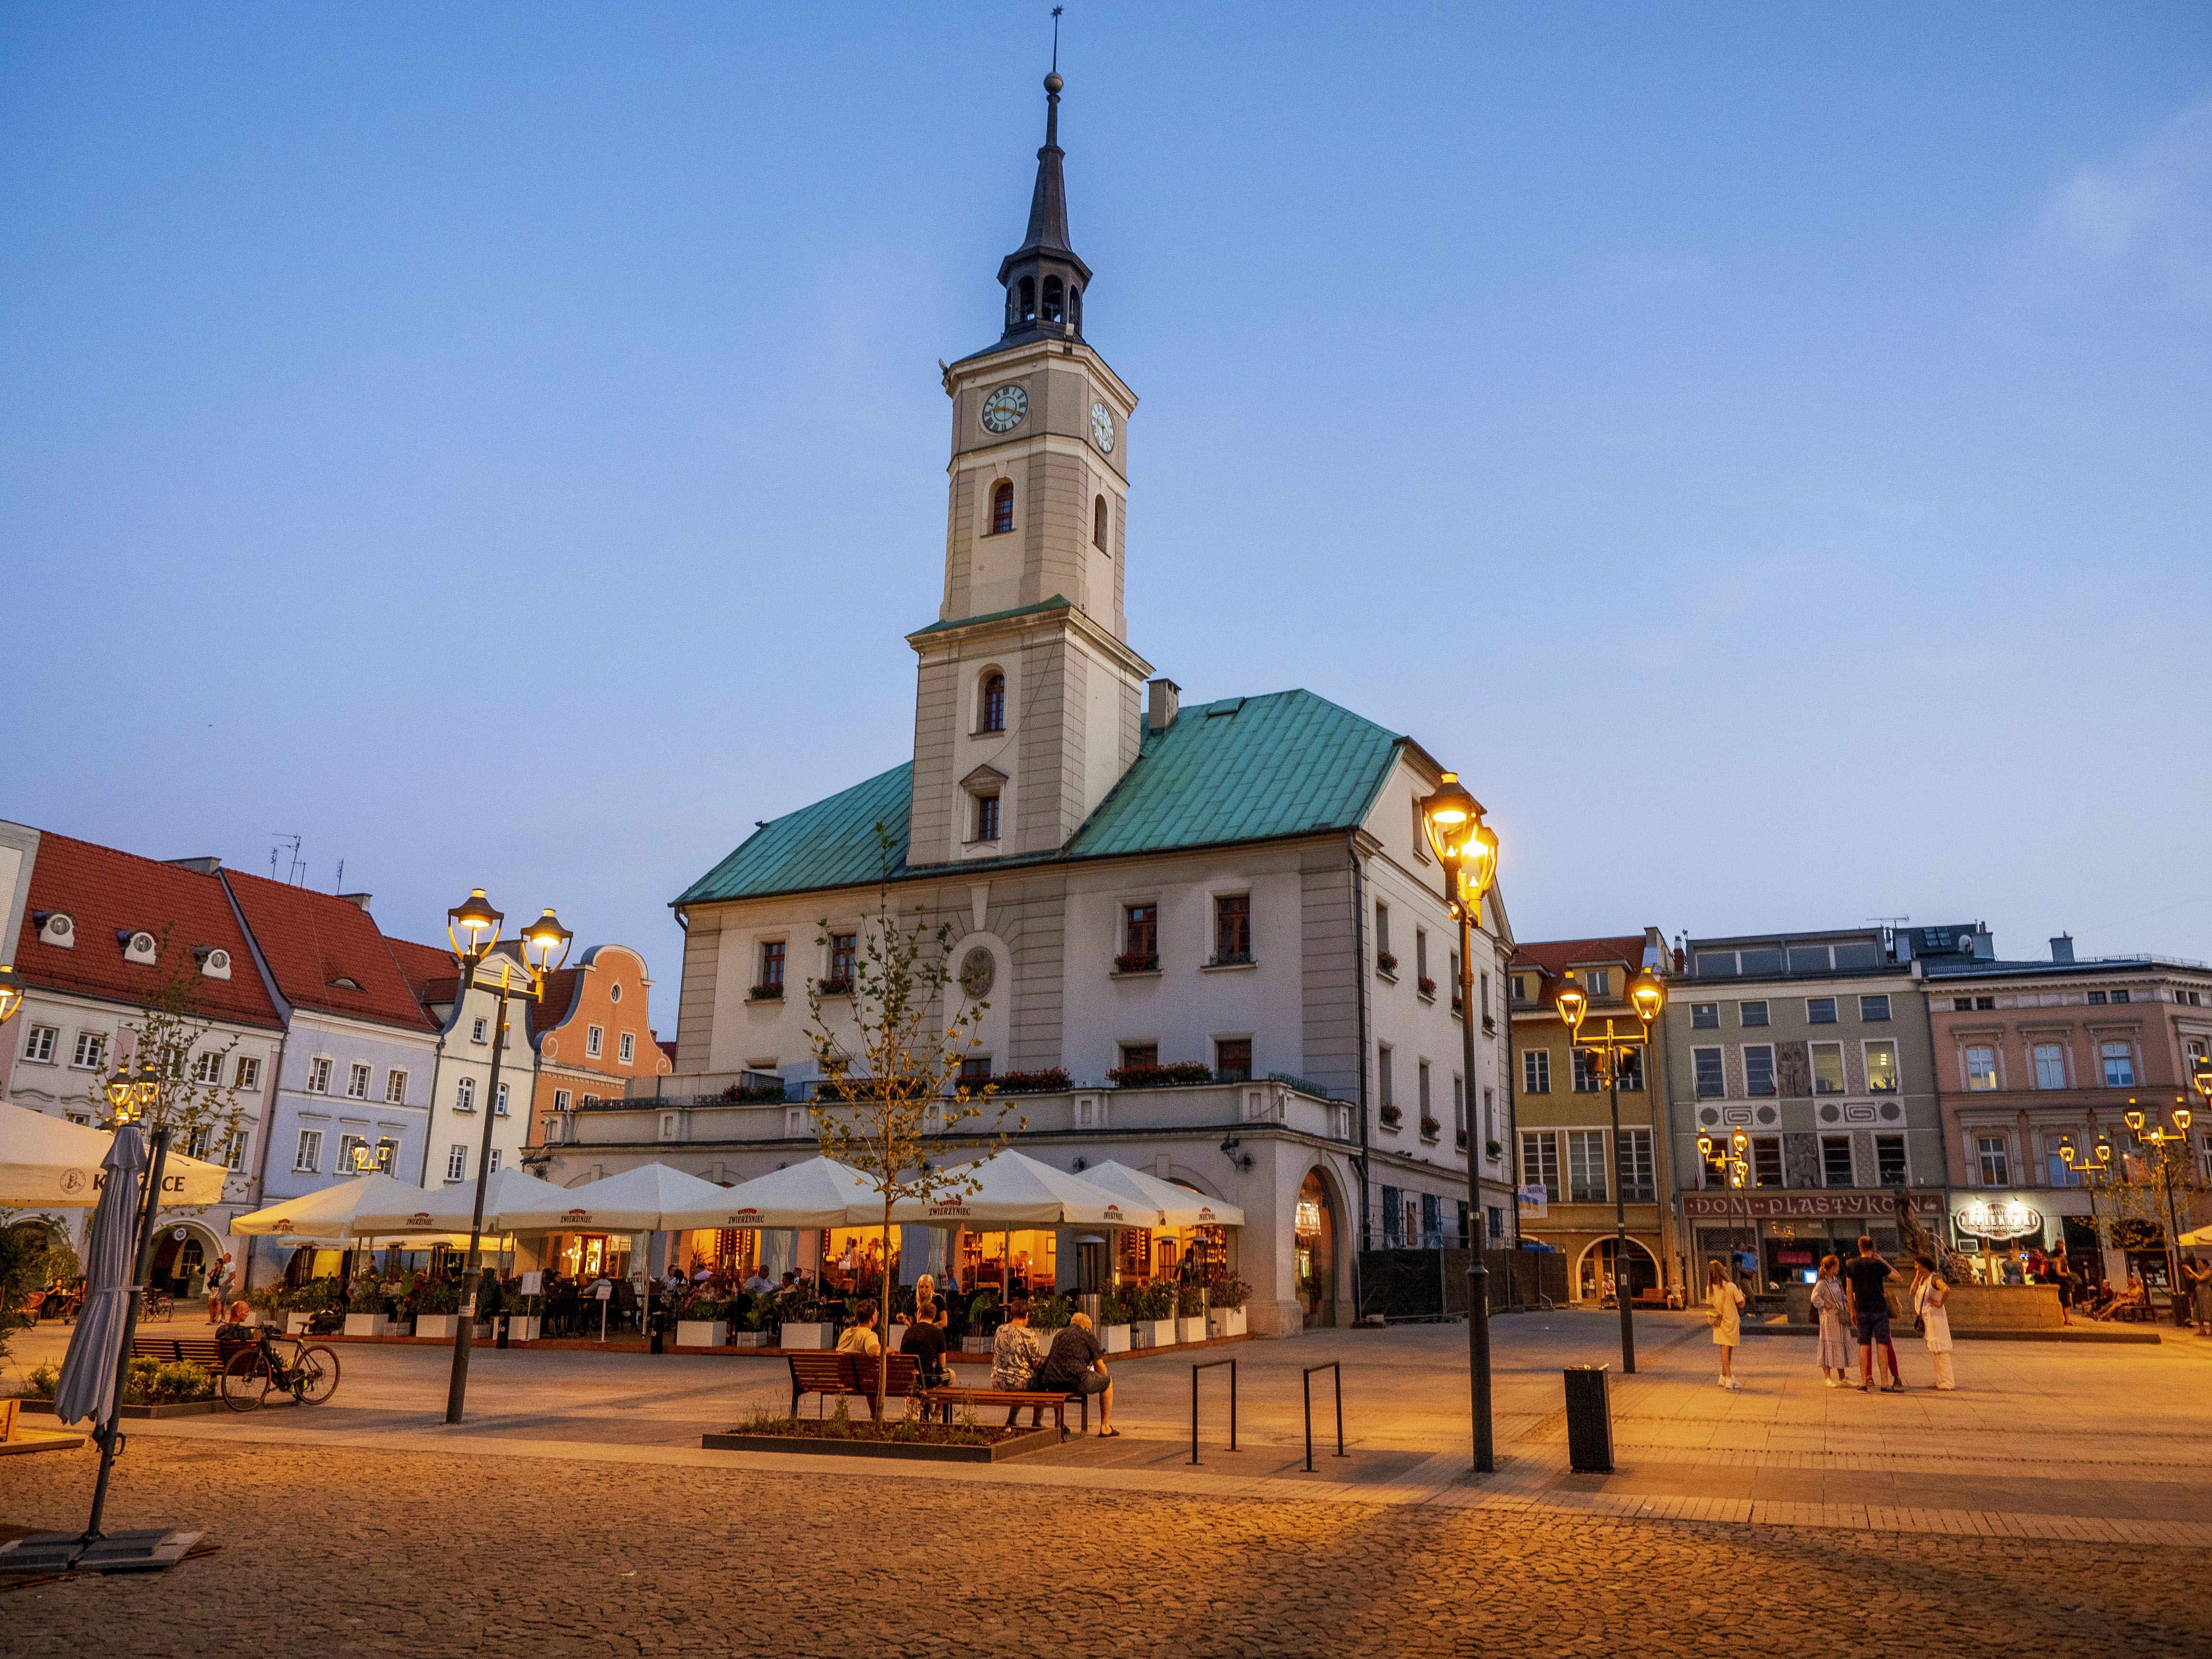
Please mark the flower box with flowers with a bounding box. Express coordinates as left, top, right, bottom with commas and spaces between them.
989, 1068, 1072, 1094
815, 976, 852, 997
747, 982, 785, 1001
1113, 952, 1161, 975
1379, 1105, 1403, 1130
721, 1082, 787, 1103
1418, 976, 1436, 998
1420, 1117, 1442, 1141
1107, 1061, 1214, 1090
1376, 952, 1397, 976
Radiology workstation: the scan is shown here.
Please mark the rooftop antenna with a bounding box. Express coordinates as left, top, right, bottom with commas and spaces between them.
335, 858, 345, 894
271, 833, 304, 886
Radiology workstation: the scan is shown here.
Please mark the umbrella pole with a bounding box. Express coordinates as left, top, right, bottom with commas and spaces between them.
83, 1125, 169, 1545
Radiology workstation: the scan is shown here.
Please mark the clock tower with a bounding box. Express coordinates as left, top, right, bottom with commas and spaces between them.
906, 70, 1152, 868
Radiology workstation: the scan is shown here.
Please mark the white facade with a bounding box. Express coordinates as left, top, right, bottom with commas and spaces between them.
419, 952, 540, 1190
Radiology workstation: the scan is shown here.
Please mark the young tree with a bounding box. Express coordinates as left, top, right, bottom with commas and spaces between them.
802, 826, 1022, 1419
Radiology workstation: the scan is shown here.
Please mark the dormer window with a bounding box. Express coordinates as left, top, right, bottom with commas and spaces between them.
990, 480, 1014, 535
330, 976, 361, 990
35, 912, 74, 949
980, 673, 1006, 733
195, 946, 233, 981
119, 929, 157, 966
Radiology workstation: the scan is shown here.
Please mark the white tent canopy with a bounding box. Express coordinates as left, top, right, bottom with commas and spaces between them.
887, 1149, 1140, 1228
1081, 1160, 1245, 1229
229, 1172, 433, 1238
496, 1161, 732, 1234
2181, 1225, 2212, 1248
0, 1100, 229, 1209
660, 1156, 879, 1231
351, 1166, 576, 1237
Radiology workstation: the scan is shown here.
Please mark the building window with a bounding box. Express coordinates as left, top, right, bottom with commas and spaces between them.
958, 1056, 993, 1086
294, 1130, 322, 1173
1522, 1049, 1550, 1095
1520, 1131, 1559, 1202
1124, 904, 1157, 962
1864, 1040, 1898, 1094
1042, 275, 1063, 323
1482, 1087, 1496, 1142
495, 1082, 510, 1116
1977, 1135, 2011, 1186
1806, 998, 1838, 1025
227, 1132, 247, 1170
1965, 1046, 1998, 1090
1691, 1003, 1719, 1029
1487, 1204, 1505, 1240
337, 1133, 367, 1174
1618, 1047, 1644, 1091
1119, 1042, 1158, 1070
1739, 1001, 1768, 1027
760, 940, 786, 989
471, 1017, 488, 1044
72, 1031, 108, 1070
1217, 1038, 1253, 1082
1453, 1075, 1466, 1137
347, 1063, 371, 1100
1953, 998, 1973, 1012
1571, 1048, 1599, 1093
1213, 894, 1251, 963
990, 480, 1014, 534
1093, 495, 1108, 550
2101, 1042, 2135, 1087
619, 1033, 635, 1064
1616, 1128, 1654, 1202
1380, 1185, 1402, 1246
1821, 1136, 1855, 1187
1582, 968, 1612, 997
385, 1069, 409, 1104
191, 1051, 224, 1084
1752, 1136, 1784, 1188
2022, 1043, 2064, 1090
446, 1143, 468, 1182
981, 673, 1006, 733
2110, 989, 2130, 1004
21, 1025, 57, 1063
975, 794, 1001, 842
1976, 997, 1996, 1010
1379, 1045, 1394, 1112
1694, 1047, 1724, 1098
585, 1025, 604, 1058
1875, 1135, 1908, 1186
1415, 929, 1429, 986
2046, 1141, 2078, 1187
456, 1076, 477, 1113
1374, 902, 1391, 965
1479, 971, 1490, 1019
553, 1089, 572, 1111
1810, 1042, 1845, 1095
830, 933, 857, 984
2086, 991, 2105, 1004
1860, 995, 1891, 1022
307, 1057, 332, 1094
1567, 1131, 1608, 1203
1744, 1045, 1776, 1097
1416, 1059, 1431, 1125
235, 1056, 261, 1090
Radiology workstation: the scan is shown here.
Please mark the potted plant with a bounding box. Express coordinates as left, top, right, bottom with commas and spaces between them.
677, 1292, 731, 1348
1106, 1060, 1214, 1090
245, 1283, 289, 1330
1029, 1294, 1072, 1333
1418, 975, 1436, 998
816, 975, 853, 997
1174, 1285, 1208, 1344
1132, 1281, 1177, 1348
285, 1275, 339, 1334
732, 1294, 774, 1348
412, 1278, 465, 1340
1097, 1291, 1132, 1354
343, 1277, 394, 1338
1380, 1104, 1403, 1130
1375, 950, 1397, 976
1112, 952, 1160, 975
1205, 1274, 1250, 1339
777, 1283, 831, 1350
1420, 1116, 1442, 1141
990, 1068, 1072, 1094
747, 981, 784, 1001
506, 1289, 544, 1344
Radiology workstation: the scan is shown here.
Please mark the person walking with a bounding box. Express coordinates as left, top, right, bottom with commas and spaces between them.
1811, 1255, 1853, 1387
2183, 1254, 2212, 1337
2051, 1243, 2076, 1326
1706, 1259, 1745, 1390
1845, 1234, 1905, 1392
1911, 1256, 1956, 1391
205, 1252, 234, 1323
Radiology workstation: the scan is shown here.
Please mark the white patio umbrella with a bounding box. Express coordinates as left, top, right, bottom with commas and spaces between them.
0, 1099, 227, 1208
1081, 1161, 1246, 1229
349, 1165, 575, 1236
886, 1149, 1135, 1227
659, 1156, 879, 1230
51, 1125, 146, 1427
493, 1161, 733, 1233
2181, 1225, 2212, 1248
228, 1172, 433, 1238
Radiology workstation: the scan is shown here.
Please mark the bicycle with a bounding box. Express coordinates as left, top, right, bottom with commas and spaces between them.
219, 1326, 341, 1412
143, 1286, 175, 1322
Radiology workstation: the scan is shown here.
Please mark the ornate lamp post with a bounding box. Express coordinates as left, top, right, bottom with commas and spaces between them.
2060, 1137, 2115, 1291
2125, 1096, 2195, 1326
0, 963, 25, 1025
1416, 771, 1501, 1474
442, 890, 571, 1424
1556, 969, 1666, 1372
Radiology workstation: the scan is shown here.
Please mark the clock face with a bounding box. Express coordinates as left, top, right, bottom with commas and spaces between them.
980, 384, 1028, 434
1090, 401, 1116, 454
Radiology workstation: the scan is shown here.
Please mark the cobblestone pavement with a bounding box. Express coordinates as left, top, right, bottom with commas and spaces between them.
4, 1438, 2207, 1658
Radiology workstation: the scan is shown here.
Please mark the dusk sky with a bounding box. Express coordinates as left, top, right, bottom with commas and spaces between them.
5, 6, 2209, 1030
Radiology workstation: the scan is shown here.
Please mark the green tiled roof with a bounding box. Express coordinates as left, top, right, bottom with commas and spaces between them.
907, 596, 1071, 637
675, 689, 1405, 905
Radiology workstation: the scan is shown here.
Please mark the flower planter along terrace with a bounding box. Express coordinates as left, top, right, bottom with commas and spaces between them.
676, 1321, 728, 1348
1106, 1061, 1213, 1089
779, 1322, 833, 1350
414, 1315, 462, 1340
702, 1420, 1059, 1464
1133, 1319, 1177, 1348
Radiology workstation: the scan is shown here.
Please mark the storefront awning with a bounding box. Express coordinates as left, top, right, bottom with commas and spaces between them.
0, 1101, 229, 1209
1081, 1160, 1243, 1229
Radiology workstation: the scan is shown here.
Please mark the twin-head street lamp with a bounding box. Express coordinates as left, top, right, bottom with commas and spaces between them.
101, 1058, 162, 1129
1416, 771, 1501, 1475
1557, 965, 1667, 1374
2124, 1093, 2197, 1325
1696, 1130, 1755, 1283
442, 888, 571, 1424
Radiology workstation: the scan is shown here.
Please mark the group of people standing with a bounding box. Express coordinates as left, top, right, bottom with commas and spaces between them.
1707, 1235, 1955, 1392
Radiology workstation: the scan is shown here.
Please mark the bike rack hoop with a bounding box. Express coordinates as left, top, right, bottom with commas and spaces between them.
1189, 1358, 1238, 1466
1300, 1361, 1347, 1471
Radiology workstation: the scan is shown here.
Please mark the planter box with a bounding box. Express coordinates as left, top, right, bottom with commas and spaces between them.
284, 1313, 314, 1335
700, 1426, 1058, 1464
415, 1314, 462, 1339
1175, 1316, 1207, 1344
471, 1323, 491, 1341
1206, 1308, 1247, 1339
22, 1397, 222, 1421
960, 1335, 993, 1355
1100, 1323, 1131, 1354
731, 1330, 771, 1347
779, 1322, 832, 1350
676, 1321, 729, 1348
1134, 1319, 1176, 1348
342, 1313, 390, 1338
506, 1317, 542, 1342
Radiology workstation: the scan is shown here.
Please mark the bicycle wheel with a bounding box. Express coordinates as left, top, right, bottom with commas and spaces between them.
293, 1345, 340, 1405
145, 1289, 173, 1322
220, 1349, 268, 1412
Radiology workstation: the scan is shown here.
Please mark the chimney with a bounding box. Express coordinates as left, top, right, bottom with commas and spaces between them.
338, 893, 373, 912
1146, 677, 1180, 733
167, 856, 222, 874
1972, 926, 1995, 961
2051, 934, 2074, 965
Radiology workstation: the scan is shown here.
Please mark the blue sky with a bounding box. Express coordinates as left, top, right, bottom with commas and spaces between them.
5, 5, 2210, 1028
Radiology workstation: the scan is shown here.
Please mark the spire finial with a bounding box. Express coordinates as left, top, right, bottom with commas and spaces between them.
1044, 8, 1064, 144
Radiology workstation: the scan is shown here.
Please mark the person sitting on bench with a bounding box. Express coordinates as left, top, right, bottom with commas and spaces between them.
1034, 1311, 1117, 1438
899, 1291, 951, 1389
837, 1299, 883, 1358
214, 1300, 254, 1342
990, 1298, 1046, 1426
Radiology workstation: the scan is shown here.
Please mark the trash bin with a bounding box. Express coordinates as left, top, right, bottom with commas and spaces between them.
1563, 1364, 1612, 1473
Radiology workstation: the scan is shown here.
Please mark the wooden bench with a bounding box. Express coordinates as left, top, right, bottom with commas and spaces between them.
786, 1352, 920, 1419
918, 1385, 1089, 1438
130, 1334, 251, 1370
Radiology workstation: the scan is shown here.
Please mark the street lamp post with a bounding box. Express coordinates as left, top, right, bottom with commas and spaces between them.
2125, 1096, 2196, 1328
2061, 1137, 2115, 1292
1556, 971, 1666, 1373
1416, 771, 1501, 1475
442, 890, 571, 1425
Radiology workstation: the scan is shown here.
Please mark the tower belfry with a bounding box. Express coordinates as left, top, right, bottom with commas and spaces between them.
906, 64, 1150, 868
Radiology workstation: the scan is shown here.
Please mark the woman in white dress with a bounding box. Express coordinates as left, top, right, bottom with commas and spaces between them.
1707, 1259, 1745, 1390
1811, 1254, 1853, 1387
1911, 1256, 1956, 1391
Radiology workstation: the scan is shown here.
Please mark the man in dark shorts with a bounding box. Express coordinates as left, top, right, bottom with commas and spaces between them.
898, 1304, 951, 1389
1844, 1235, 1905, 1392
1032, 1311, 1117, 1436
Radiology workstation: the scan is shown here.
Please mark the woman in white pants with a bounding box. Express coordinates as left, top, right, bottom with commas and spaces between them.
1911, 1256, 1956, 1391
1707, 1259, 1745, 1389
1811, 1255, 1853, 1387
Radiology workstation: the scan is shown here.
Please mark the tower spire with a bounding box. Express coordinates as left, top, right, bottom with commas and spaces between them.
995, 27, 1091, 343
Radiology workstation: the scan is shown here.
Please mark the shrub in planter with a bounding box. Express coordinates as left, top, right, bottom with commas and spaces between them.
1379, 1105, 1403, 1129
1418, 976, 1436, 998
991, 1068, 1072, 1094
1420, 1117, 1442, 1140
747, 982, 785, 1001
816, 975, 853, 997
1113, 952, 1160, 974
415, 1279, 465, 1316
348, 1279, 393, 1315
1175, 1286, 1207, 1319
1106, 1061, 1214, 1090
1486, 1139, 1503, 1160
291, 1276, 345, 1313
1204, 1274, 1250, 1311
721, 1082, 786, 1104
245, 1284, 291, 1316
26, 1362, 59, 1400
1376, 951, 1397, 975
1029, 1294, 1072, 1331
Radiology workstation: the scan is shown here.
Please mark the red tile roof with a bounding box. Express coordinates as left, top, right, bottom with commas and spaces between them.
657, 1038, 677, 1068
12, 832, 284, 1030
528, 968, 584, 1043
1508, 935, 1650, 1013
383, 937, 459, 1002
220, 870, 437, 1033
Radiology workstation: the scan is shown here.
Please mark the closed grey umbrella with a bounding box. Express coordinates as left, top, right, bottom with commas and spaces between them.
53, 1124, 146, 1426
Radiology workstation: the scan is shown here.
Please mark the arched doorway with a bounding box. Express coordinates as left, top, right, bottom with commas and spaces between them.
1294, 1170, 1337, 1329
149, 1221, 221, 1298
1577, 1236, 1659, 1304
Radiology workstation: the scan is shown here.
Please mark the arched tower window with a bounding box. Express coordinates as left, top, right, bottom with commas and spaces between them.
1093, 495, 1108, 551
1042, 276, 1064, 324
980, 673, 1006, 733
990, 480, 1014, 535
1017, 277, 1036, 324
1069, 285, 1082, 333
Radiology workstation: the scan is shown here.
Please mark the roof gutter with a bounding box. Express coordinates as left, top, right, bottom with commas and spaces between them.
1349, 828, 1371, 1317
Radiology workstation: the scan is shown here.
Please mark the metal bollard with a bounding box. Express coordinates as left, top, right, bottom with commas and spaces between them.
1301, 1362, 1346, 1472
1189, 1358, 1238, 1466
1563, 1364, 1612, 1473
